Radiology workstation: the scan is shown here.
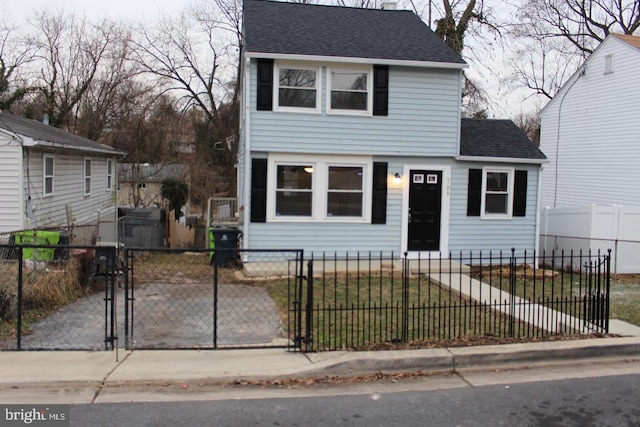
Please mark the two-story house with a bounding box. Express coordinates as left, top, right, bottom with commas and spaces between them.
238, 0, 546, 258
538, 34, 640, 271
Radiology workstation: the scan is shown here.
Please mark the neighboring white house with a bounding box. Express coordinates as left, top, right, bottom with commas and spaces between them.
538, 34, 640, 271
239, 1, 547, 259
540, 34, 640, 210
0, 111, 125, 243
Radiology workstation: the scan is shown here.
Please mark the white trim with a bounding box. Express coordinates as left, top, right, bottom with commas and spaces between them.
43, 154, 54, 197
106, 159, 113, 191
243, 56, 252, 250
326, 65, 373, 116
266, 153, 372, 223
455, 155, 548, 164
83, 157, 92, 196
245, 52, 468, 70
18, 147, 25, 231
401, 164, 451, 259
481, 167, 514, 219
273, 62, 322, 113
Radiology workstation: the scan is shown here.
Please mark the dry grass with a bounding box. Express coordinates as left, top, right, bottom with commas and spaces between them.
0, 258, 88, 340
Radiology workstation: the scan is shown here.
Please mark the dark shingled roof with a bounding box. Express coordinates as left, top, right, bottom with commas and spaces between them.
0, 111, 122, 155
460, 118, 546, 160
244, 0, 466, 65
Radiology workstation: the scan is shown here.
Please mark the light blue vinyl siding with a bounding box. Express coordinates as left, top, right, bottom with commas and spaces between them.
448, 162, 541, 255
246, 156, 541, 256
249, 62, 460, 157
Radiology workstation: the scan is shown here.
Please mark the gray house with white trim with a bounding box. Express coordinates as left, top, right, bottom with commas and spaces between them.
238, 0, 546, 258
0, 112, 124, 243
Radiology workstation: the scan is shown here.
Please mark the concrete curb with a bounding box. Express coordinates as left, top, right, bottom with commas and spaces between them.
298, 337, 640, 378
1, 337, 639, 390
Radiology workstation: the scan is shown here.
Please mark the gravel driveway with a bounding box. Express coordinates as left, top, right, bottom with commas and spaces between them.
13, 281, 284, 350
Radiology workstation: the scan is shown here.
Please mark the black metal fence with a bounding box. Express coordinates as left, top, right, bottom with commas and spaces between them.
0, 243, 610, 353
299, 249, 611, 352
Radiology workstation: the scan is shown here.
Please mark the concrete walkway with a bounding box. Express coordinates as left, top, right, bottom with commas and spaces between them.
427, 273, 640, 336
1, 335, 640, 404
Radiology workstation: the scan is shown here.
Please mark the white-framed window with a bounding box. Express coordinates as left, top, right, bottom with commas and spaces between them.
43, 155, 54, 196
327, 165, 364, 217
106, 159, 113, 191
84, 158, 92, 196
274, 63, 320, 112
327, 66, 372, 115
268, 154, 371, 222
138, 182, 147, 190
275, 165, 314, 216
481, 168, 513, 218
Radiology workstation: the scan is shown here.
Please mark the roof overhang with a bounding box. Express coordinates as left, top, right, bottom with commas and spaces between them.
455, 155, 548, 165
245, 51, 468, 70
20, 135, 126, 156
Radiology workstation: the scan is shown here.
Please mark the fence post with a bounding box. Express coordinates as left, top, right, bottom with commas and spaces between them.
305, 260, 313, 352
509, 248, 516, 338
17, 245, 23, 350
124, 249, 130, 349
402, 252, 409, 343
605, 249, 611, 333
213, 253, 219, 349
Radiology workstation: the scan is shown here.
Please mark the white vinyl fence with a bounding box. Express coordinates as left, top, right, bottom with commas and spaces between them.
540, 205, 640, 274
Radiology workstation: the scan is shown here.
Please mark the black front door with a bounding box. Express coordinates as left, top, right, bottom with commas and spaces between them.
407, 170, 442, 251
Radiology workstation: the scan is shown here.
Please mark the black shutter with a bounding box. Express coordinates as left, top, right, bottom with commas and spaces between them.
467, 169, 482, 216
250, 159, 267, 222
371, 162, 388, 224
373, 65, 388, 116
256, 59, 273, 111
513, 170, 528, 217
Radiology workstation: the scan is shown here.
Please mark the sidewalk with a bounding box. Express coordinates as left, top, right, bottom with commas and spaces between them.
1, 335, 640, 395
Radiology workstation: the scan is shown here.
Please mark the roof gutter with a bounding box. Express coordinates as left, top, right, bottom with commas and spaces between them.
244, 52, 468, 70
23, 138, 126, 156
455, 155, 549, 165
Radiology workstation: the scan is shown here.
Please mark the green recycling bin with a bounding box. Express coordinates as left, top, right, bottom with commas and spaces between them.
13, 230, 61, 261
208, 227, 240, 267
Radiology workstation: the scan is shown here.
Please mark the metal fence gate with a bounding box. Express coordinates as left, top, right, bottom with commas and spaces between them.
123, 248, 304, 350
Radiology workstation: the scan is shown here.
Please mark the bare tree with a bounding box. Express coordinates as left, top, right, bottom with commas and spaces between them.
21, 10, 121, 130
74, 25, 142, 140
129, 2, 242, 199
0, 18, 36, 110
508, 0, 640, 100
513, 110, 541, 146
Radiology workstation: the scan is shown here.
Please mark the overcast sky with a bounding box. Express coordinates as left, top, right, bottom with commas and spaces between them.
4, 0, 542, 117
7, 0, 191, 21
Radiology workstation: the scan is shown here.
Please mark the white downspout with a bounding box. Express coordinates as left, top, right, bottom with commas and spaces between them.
243, 56, 252, 250
535, 165, 543, 256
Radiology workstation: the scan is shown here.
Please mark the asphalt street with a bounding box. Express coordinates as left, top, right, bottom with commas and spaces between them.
68, 372, 640, 426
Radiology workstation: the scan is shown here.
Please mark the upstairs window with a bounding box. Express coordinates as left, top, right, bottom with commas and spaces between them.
275, 65, 319, 112
328, 67, 371, 114
43, 155, 54, 196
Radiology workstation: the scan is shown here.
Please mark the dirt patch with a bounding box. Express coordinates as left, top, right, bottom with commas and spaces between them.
358, 333, 615, 351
